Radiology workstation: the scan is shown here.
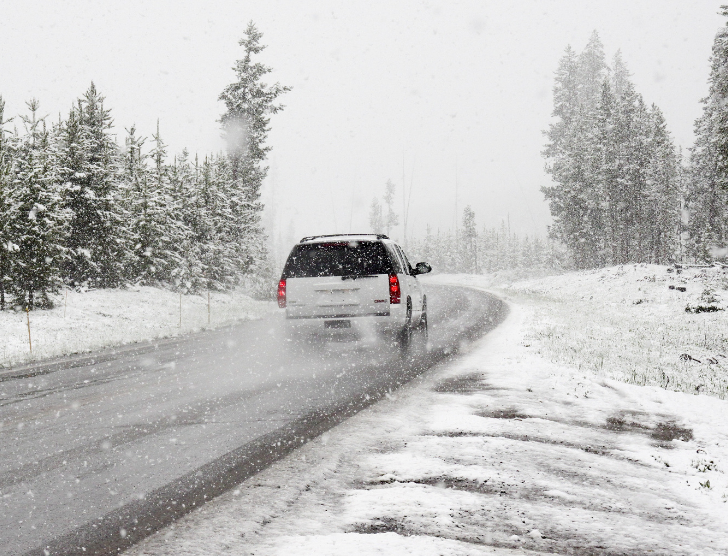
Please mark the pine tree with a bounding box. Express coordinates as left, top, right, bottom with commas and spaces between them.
577, 31, 608, 109
193, 154, 235, 290
59, 83, 127, 287
0, 96, 17, 309
383, 179, 399, 236
218, 22, 291, 277
611, 78, 649, 263
210, 154, 241, 287
11, 100, 69, 308
687, 6, 728, 261
122, 126, 166, 283
423, 224, 433, 263
460, 206, 477, 272
369, 198, 384, 234
167, 149, 199, 291
121, 125, 144, 278
542, 34, 608, 268
594, 78, 618, 264
547, 45, 580, 150
644, 105, 680, 263
599, 55, 680, 265
544, 34, 680, 267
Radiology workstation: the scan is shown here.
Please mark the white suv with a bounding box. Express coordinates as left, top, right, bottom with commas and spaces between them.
277, 234, 431, 347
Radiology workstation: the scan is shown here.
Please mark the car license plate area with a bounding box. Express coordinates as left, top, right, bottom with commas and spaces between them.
318, 291, 358, 307
325, 320, 351, 329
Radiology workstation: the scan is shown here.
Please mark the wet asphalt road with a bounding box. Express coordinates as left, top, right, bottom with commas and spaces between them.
0, 285, 506, 556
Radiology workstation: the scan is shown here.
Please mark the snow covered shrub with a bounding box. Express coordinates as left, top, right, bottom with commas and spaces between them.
685, 287, 723, 313
700, 287, 719, 304
692, 458, 718, 473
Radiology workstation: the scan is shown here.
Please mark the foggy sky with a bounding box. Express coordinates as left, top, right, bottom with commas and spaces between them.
1, 0, 724, 252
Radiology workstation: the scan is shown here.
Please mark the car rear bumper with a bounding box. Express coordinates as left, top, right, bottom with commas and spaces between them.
283, 305, 407, 340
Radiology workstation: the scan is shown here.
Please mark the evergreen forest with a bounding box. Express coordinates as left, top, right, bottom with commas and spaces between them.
0, 22, 289, 309
543, 22, 728, 269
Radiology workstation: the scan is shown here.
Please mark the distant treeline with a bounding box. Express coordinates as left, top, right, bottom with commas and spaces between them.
408, 207, 565, 275
0, 23, 288, 309
543, 24, 728, 269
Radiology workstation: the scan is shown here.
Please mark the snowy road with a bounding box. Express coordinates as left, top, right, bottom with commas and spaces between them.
122, 276, 728, 556
0, 285, 505, 556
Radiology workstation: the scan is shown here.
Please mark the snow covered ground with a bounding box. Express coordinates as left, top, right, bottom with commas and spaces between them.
445, 264, 728, 399
0, 287, 275, 369
123, 267, 728, 556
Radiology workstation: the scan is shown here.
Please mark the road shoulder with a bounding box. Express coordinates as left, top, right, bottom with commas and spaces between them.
0, 286, 275, 370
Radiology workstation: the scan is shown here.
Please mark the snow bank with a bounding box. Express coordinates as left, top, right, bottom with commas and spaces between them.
0, 287, 275, 369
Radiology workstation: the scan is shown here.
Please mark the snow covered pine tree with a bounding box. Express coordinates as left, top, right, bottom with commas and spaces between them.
0, 96, 16, 310
687, 5, 728, 261
218, 21, 290, 281
543, 33, 681, 268
57, 83, 128, 288
12, 100, 69, 309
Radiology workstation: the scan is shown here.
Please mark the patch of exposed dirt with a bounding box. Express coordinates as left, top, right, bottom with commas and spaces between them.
605, 413, 650, 433
477, 407, 530, 419
414, 476, 538, 500
351, 517, 411, 535
433, 373, 503, 394
652, 421, 693, 443
605, 412, 693, 446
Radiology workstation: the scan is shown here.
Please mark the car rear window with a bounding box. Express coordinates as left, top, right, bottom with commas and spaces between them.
282, 241, 394, 278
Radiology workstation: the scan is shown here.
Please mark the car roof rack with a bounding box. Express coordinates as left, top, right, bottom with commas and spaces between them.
299, 233, 389, 243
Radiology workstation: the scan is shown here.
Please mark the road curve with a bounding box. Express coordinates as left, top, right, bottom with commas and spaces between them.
0, 285, 506, 556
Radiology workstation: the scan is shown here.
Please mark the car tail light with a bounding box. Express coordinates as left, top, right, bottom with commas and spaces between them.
277, 279, 286, 308
389, 274, 401, 304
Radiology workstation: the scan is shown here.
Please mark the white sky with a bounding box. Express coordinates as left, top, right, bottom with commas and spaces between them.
1, 0, 724, 247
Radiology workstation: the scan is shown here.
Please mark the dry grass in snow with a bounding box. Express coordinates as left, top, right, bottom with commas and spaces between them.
0, 287, 275, 369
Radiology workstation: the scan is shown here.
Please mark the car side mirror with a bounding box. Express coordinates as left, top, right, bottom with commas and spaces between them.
413, 262, 431, 276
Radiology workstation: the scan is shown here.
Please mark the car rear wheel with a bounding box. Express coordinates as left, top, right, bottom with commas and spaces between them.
418, 311, 428, 344
397, 298, 413, 352
411, 296, 428, 352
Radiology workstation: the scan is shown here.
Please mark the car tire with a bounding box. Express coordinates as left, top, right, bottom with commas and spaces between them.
418, 310, 428, 345
397, 298, 413, 352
